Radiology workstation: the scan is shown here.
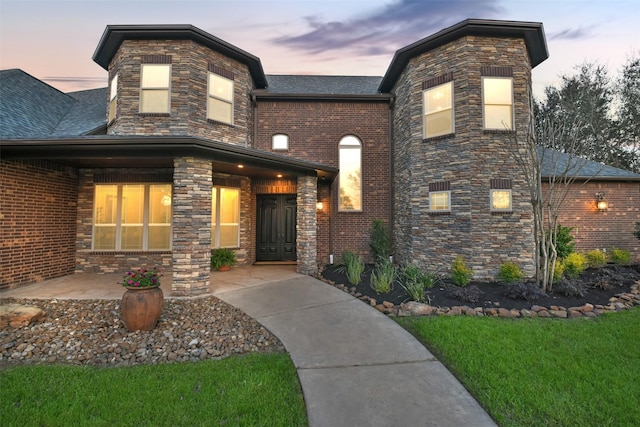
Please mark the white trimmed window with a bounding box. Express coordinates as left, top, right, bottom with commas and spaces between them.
338, 135, 362, 211
212, 187, 240, 248
140, 64, 171, 113
482, 77, 513, 130
429, 191, 451, 212
93, 184, 172, 251
423, 81, 453, 138
108, 74, 118, 123
490, 189, 512, 211
208, 73, 234, 124
272, 134, 289, 150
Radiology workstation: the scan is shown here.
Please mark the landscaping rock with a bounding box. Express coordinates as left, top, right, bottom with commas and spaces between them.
0, 303, 45, 327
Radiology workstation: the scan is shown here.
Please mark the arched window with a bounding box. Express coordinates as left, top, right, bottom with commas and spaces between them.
338, 136, 362, 211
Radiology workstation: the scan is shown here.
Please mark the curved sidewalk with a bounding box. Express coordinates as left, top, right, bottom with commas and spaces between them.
214, 274, 496, 427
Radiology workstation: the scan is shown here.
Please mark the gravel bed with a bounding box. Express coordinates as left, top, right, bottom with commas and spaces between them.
0, 296, 285, 367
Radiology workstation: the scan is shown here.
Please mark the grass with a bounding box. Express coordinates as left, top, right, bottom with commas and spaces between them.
397, 308, 640, 427
0, 353, 306, 427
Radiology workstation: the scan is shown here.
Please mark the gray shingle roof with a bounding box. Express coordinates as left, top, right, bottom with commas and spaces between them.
0, 69, 107, 139
266, 75, 382, 95
539, 146, 640, 179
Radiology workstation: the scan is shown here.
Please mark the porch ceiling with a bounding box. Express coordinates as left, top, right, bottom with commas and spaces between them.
0, 135, 337, 182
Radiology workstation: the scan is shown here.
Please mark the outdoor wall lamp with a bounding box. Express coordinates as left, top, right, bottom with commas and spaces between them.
316, 201, 324, 210
595, 192, 608, 211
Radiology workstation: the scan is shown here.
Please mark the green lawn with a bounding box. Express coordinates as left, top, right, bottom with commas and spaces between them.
0, 353, 307, 427
397, 308, 640, 427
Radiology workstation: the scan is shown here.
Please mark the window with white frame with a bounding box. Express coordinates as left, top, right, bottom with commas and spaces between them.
108, 74, 118, 123
212, 187, 240, 248
490, 178, 513, 212
338, 135, 362, 211
428, 181, 451, 213
423, 81, 453, 138
208, 72, 234, 124
272, 134, 289, 150
429, 191, 451, 212
93, 184, 172, 250
140, 64, 171, 113
482, 76, 513, 130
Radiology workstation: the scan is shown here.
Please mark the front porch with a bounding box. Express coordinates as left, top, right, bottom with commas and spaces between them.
0, 265, 299, 300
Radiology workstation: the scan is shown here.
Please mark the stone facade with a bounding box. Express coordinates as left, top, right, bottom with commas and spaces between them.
172, 157, 212, 295
392, 36, 535, 278
296, 175, 318, 274
107, 39, 254, 146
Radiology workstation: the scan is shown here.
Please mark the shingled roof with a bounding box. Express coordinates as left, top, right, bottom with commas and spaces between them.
539, 147, 640, 180
0, 69, 107, 139
266, 75, 382, 95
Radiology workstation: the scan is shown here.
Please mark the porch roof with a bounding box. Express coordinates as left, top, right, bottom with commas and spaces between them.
0, 135, 338, 182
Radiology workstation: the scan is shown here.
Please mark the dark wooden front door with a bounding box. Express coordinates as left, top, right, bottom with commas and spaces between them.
256, 195, 297, 261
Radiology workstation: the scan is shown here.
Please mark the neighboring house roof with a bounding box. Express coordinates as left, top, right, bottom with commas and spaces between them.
265, 75, 383, 95
0, 69, 106, 139
93, 25, 268, 89
379, 19, 549, 92
539, 147, 640, 181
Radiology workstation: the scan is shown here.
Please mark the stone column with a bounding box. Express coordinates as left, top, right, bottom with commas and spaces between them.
296, 175, 318, 275
172, 157, 212, 295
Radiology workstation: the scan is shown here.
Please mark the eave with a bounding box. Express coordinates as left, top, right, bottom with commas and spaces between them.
93, 25, 268, 88
0, 135, 338, 182
379, 19, 549, 93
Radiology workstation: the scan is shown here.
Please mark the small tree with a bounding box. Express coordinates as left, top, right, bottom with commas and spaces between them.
369, 219, 392, 263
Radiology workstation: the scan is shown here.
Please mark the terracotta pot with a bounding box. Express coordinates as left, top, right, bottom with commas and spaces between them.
218, 265, 231, 272
121, 286, 164, 331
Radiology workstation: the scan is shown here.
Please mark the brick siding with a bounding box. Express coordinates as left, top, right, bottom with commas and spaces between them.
0, 160, 78, 288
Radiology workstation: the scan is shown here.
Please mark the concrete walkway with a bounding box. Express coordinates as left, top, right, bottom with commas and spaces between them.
2, 266, 496, 426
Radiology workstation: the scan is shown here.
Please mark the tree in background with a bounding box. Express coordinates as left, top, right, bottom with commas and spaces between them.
536, 55, 640, 173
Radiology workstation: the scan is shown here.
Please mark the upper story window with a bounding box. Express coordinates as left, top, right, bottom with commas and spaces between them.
108, 74, 118, 123
208, 67, 234, 124
423, 82, 453, 138
481, 67, 514, 130
272, 134, 289, 150
140, 64, 171, 113
93, 183, 172, 251
338, 135, 362, 211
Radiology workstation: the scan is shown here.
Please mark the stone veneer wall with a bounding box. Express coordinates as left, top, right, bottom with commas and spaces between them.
107, 39, 254, 146
75, 168, 173, 274
172, 157, 212, 295
544, 181, 640, 261
296, 175, 318, 275
392, 35, 535, 278
0, 160, 78, 289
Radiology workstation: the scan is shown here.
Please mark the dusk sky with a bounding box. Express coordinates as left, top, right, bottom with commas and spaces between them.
1, 0, 638, 99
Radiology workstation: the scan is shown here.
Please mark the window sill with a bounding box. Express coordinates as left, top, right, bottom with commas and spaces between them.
428, 211, 451, 216
90, 250, 172, 255
491, 211, 513, 215
207, 118, 234, 127
138, 113, 170, 117
483, 129, 514, 134
423, 133, 455, 142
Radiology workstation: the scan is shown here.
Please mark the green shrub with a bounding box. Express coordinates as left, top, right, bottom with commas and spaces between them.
552, 259, 565, 281
211, 248, 237, 270
496, 261, 524, 284
370, 257, 396, 294
610, 247, 632, 265
586, 249, 607, 268
451, 255, 473, 287
337, 250, 365, 285
554, 225, 576, 259
563, 252, 588, 279
369, 219, 392, 263
401, 264, 440, 302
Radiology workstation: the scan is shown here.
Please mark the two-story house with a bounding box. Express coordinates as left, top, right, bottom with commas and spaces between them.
2, 19, 639, 295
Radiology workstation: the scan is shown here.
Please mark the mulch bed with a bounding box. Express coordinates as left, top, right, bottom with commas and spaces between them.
321, 263, 640, 311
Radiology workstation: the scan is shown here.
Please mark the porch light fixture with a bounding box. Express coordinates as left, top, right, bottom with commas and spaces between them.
316, 201, 324, 210
595, 192, 608, 211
